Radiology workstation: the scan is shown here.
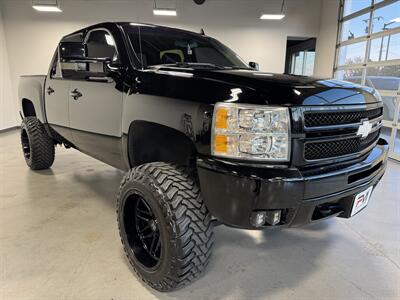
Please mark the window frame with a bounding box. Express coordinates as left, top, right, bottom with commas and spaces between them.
49, 48, 63, 80
335, 0, 400, 81
335, 0, 400, 162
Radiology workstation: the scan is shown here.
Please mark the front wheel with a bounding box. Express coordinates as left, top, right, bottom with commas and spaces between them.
117, 162, 214, 291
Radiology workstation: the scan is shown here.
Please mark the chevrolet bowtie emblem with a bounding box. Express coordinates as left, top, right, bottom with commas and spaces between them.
357, 120, 373, 138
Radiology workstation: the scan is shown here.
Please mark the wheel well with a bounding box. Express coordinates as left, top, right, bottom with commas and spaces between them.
128, 121, 197, 171
22, 99, 36, 117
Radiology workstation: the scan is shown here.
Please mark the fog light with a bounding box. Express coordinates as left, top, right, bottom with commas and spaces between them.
265, 210, 281, 226
250, 211, 267, 227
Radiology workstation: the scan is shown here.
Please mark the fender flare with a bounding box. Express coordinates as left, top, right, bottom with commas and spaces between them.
127, 120, 197, 169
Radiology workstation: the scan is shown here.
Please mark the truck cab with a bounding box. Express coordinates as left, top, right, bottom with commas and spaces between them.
18, 22, 388, 291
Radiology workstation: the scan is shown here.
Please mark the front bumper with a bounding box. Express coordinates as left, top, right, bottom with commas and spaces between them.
197, 138, 388, 229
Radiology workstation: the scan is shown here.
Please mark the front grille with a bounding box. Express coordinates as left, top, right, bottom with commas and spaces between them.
304, 129, 380, 160
304, 107, 382, 127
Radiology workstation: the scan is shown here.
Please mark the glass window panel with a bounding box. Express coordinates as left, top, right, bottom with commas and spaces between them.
341, 13, 370, 41
380, 126, 392, 141
372, 1, 400, 33
393, 128, 400, 156
366, 64, 400, 82
335, 68, 364, 82
381, 95, 397, 122
292, 51, 305, 75
338, 41, 367, 65
343, 0, 372, 17
304, 51, 315, 76
366, 65, 400, 122
369, 33, 400, 62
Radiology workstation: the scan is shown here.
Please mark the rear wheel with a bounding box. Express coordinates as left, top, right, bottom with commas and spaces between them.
117, 162, 214, 291
20, 117, 55, 170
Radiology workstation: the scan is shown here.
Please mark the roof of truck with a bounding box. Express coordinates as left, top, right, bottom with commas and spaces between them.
63, 22, 205, 41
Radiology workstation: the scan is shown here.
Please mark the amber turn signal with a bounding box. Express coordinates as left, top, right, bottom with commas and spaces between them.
215, 107, 228, 129
214, 134, 228, 153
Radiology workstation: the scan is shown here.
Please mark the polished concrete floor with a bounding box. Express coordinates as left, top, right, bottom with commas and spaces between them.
1, 130, 399, 300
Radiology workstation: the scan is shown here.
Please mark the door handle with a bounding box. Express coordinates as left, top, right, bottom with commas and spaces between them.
70, 88, 83, 100
47, 87, 55, 95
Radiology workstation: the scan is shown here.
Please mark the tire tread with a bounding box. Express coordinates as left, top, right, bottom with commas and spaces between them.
117, 162, 214, 291
21, 117, 55, 170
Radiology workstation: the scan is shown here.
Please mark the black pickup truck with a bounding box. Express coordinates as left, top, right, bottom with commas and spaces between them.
18, 22, 388, 291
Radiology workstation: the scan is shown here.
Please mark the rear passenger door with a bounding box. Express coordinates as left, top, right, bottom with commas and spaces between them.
67, 29, 125, 169
44, 51, 73, 142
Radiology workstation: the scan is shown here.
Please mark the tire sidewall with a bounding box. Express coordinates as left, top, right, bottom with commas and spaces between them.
117, 175, 177, 285
21, 120, 33, 167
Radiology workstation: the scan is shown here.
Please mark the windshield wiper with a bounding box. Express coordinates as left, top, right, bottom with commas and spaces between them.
224, 66, 254, 70
155, 62, 225, 70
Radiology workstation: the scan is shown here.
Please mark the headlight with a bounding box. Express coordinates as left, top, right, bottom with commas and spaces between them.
211, 103, 290, 161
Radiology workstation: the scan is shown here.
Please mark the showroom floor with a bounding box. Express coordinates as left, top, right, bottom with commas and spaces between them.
1, 129, 399, 300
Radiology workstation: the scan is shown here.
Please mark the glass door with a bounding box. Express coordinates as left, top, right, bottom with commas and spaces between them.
389, 94, 400, 160
335, 0, 400, 162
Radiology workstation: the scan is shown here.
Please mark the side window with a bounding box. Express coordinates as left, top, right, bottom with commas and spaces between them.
58, 29, 119, 80
59, 41, 87, 79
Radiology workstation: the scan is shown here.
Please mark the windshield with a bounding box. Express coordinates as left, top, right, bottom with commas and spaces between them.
124, 25, 248, 69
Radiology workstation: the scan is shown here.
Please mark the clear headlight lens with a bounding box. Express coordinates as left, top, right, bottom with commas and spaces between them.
212, 103, 290, 161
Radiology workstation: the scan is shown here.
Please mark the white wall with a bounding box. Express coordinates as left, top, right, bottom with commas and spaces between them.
0, 0, 339, 130
314, 0, 340, 78
0, 4, 18, 130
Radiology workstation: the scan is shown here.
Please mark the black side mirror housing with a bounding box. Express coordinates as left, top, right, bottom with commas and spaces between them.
249, 61, 260, 71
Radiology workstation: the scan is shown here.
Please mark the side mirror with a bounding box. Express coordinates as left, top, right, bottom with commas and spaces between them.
60, 42, 85, 61
249, 61, 259, 71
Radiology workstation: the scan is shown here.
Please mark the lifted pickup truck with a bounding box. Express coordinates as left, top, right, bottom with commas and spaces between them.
19, 22, 388, 291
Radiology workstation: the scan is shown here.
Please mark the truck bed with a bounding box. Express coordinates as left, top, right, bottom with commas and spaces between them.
19, 75, 47, 122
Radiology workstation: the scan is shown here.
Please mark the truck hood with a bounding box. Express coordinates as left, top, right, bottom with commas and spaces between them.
195, 69, 380, 106
149, 67, 380, 106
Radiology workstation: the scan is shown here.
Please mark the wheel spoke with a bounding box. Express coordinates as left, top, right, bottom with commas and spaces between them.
149, 234, 157, 253
142, 232, 154, 239
137, 208, 153, 217
136, 214, 150, 222
133, 194, 162, 265
137, 224, 151, 233
154, 237, 161, 253
140, 199, 152, 212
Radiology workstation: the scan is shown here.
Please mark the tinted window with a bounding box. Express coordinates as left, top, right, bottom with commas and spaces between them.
125, 26, 247, 69
58, 30, 119, 79
60, 41, 85, 59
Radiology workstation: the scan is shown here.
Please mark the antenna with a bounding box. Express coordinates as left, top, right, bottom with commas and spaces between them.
200, 28, 205, 35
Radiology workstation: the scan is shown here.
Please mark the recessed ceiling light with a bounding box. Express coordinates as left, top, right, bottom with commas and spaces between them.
153, 9, 177, 16
260, 14, 285, 20
32, 5, 62, 12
